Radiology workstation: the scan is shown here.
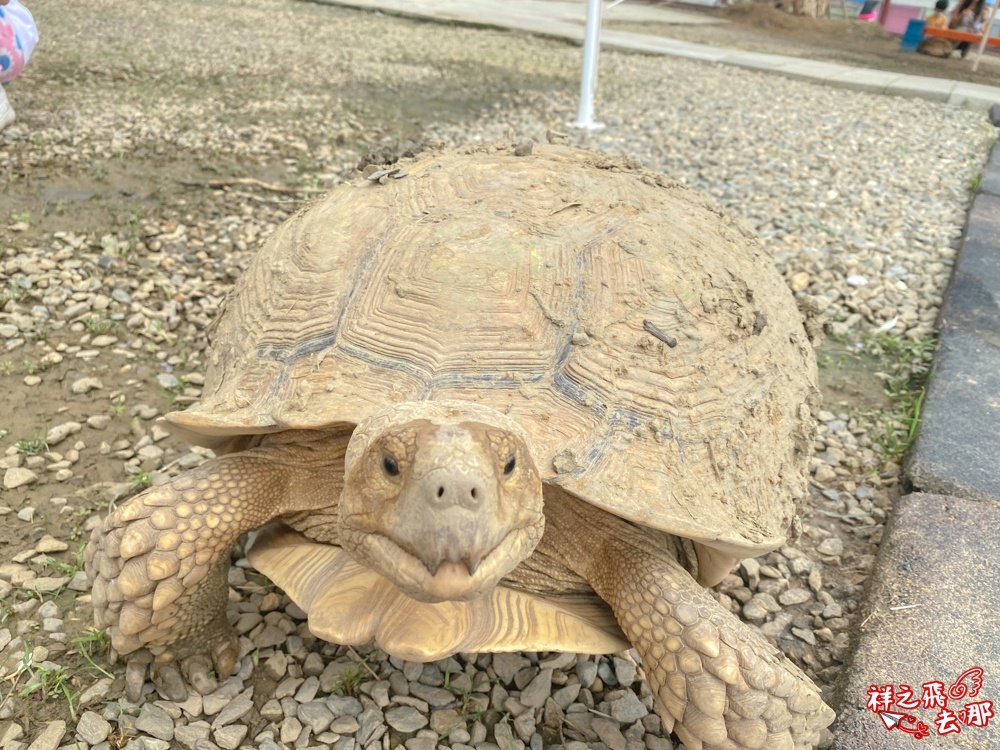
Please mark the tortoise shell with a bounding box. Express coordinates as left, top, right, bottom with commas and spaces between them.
167, 145, 818, 558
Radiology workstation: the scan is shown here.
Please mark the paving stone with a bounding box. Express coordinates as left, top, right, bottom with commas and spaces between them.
833, 494, 1000, 748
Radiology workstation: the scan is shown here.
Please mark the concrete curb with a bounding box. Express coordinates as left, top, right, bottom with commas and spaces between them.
831, 493, 1000, 748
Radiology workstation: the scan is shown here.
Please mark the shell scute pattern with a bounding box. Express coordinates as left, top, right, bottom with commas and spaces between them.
168, 146, 817, 555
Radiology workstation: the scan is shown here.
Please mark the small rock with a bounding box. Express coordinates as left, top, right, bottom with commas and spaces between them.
492, 653, 529, 684
76, 712, 112, 745
45, 422, 82, 446
174, 723, 211, 749
213, 725, 248, 750
790, 271, 811, 292
86, 414, 111, 429
518, 668, 552, 709
385, 706, 428, 733
4, 467, 38, 489
35, 535, 69, 553
331, 715, 360, 733
136, 703, 174, 741
79, 678, 113, 707
294, 675, 320, 702
576, 660, 598, 688
609, 691, 648, 723
612, 657, 636, 687
592, 718, 626, 750
817, 538, 844, 556
778, 588, 813, 606
297, 701, 334, 734
280, 716, 302, 744
26, 721, 65, 750
212, 697, 253, 728
22, 576, 69, 593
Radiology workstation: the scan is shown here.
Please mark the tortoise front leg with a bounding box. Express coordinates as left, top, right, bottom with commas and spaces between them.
542, 489, 835, 750
85, 429, 349, 698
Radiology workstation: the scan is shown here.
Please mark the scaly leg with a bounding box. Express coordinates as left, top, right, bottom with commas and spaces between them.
85, 429, 349, 697
541, 488, 835, 750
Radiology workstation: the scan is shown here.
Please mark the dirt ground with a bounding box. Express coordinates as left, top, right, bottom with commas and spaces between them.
610, 2, 1000, 87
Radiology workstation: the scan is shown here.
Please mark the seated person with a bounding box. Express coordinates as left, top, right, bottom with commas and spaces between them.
927, 0, 951, 27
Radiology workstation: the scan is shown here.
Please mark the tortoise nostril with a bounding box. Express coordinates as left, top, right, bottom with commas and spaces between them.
437, 486, 445, 498
470, 488, 478, 499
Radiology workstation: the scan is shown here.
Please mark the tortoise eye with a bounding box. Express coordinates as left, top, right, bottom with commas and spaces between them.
503, 455, 516, 476
383, 455, 400, 477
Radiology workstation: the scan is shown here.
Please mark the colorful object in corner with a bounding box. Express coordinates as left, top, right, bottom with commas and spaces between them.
0, 0, 38, 85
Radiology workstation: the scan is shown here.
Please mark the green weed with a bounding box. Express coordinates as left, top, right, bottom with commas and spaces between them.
330, 665, 365, 696
861, 333, 936, 461
47, 544, 86, 577
16, 429, 49, 456
72, 629, 115, 680
17, 650, 80, 720
130, 470, 153, 490
82, 314, 115, 335
0, 283, 26, 306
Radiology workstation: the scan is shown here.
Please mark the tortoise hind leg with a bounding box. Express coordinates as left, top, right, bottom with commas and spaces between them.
541, 489, 834, 750
85, 430, 349, 699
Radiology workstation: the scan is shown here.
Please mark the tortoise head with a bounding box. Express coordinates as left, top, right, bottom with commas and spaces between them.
339, 400, 545, 603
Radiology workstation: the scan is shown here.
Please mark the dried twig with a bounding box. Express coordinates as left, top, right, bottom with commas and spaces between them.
643, 319, 678, 348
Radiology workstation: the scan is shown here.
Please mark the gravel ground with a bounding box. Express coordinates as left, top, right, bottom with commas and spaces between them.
0, 1, 996, 749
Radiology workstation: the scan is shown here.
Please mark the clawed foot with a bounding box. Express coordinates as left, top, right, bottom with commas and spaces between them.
116, 630, 241, 702
84, 471, 255, 701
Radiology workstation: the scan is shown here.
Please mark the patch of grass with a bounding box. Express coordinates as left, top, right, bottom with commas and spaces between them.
109, 393, 127, 418
72, 629, 115, 680
130, 470, 153, 490
82, 314, 116, 335
861, 333, 936, 461
968, 153, 984, 195
330, 665, 366, 697
11, 210, 31, 224
16, 429, 49, 456
17, 650, 80, 720
0, 282, 26, 306
47, 544, 86, 577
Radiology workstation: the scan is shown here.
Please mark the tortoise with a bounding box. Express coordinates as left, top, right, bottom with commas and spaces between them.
86, 145, 835, 749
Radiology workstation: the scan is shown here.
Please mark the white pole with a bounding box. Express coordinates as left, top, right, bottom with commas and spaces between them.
572, 0, 606, 130
972, 0, 999, 72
